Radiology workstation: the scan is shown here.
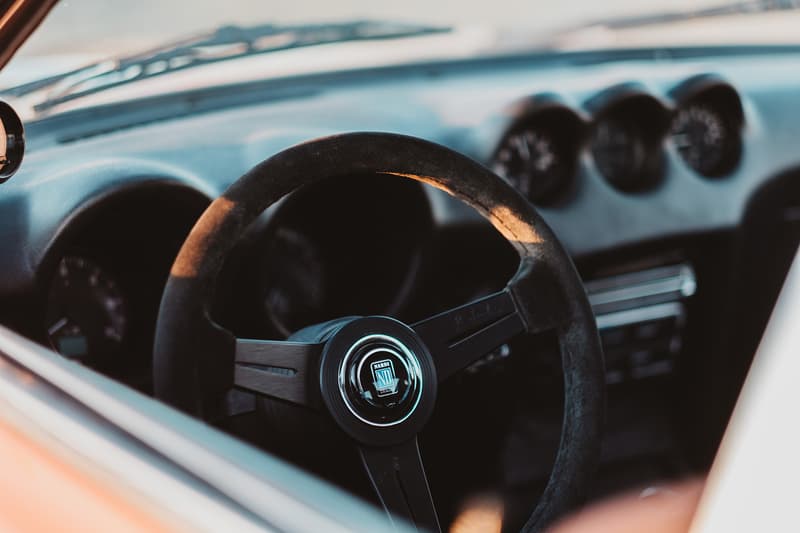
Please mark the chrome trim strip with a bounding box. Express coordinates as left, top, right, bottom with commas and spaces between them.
587, 264, 696, 309
595, 302, 685, 330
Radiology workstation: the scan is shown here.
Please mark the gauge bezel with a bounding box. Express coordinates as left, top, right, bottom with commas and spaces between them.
37, 183, 211, 385
585, 87, 671, 193
668, 77, 744, 178
45, 254, 129, 363
490, 99, 587, 206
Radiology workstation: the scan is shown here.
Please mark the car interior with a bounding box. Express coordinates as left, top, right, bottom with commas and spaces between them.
1, 1, 799, 532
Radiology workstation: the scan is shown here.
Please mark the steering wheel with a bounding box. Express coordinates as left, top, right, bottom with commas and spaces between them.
153, 133, 605, 533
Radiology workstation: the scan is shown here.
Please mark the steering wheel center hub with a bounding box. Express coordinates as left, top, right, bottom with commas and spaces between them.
319, 316, 438, 445
340, 334, 423, 427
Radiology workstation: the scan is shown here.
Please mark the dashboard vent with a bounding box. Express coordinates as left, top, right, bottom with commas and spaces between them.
586, 264, 696, 384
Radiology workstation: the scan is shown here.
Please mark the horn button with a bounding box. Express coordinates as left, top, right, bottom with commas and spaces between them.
319, 316, 438, 446
340, 334, 422, 426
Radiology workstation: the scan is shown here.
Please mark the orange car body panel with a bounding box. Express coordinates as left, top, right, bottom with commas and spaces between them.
0, 417, 178, 533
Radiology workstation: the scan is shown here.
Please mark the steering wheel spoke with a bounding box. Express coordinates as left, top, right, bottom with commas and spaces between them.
234, 338, 323, 408
359, 437, 441, 533
412, 290, 526, 381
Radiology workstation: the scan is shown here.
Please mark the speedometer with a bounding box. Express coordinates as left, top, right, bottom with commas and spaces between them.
492, 127, 569, 204
45, 256, 128, 363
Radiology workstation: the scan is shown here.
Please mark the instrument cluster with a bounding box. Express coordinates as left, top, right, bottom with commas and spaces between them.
39, 186, 210, 388
214, 173, 434, 341
490, 76, 744, 203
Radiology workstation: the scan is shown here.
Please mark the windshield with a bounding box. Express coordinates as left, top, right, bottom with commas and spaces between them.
2, 0, 799, 115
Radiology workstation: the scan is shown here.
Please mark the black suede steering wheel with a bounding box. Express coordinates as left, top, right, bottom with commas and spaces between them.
154, 133, 605, 533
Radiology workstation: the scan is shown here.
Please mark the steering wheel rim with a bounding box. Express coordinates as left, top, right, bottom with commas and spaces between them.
154, 132, 605, 533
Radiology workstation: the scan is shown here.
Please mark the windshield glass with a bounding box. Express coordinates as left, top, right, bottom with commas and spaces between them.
2, 0, 799, 114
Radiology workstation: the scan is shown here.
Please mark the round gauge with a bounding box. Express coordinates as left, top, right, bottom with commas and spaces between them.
590, 117, 647, 190
492, 126, 570, 204
45, 256, 128, 363
261, 227, 327, 337
670, 104, 739, 177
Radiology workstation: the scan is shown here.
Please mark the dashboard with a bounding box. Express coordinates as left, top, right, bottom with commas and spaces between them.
1, 45, 800, 516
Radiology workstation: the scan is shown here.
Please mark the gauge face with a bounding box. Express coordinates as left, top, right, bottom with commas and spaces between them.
492, 127, 569, 204
590, 117, 647, 189
45, 256, 127, 362
261, 227, 327, 337
670, 104, 738, 176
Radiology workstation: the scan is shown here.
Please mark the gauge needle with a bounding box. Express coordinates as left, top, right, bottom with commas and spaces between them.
513, 134, 530, 159
47, 317, 69, 337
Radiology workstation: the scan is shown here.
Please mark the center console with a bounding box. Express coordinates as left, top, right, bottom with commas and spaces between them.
587, 264, 696, 384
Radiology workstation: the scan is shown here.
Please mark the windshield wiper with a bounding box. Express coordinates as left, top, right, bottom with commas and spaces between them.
5, 20, 450, 113
575, 0, 800, 31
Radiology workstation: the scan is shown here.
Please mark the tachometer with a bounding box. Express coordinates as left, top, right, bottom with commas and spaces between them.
45, 256, 128, 363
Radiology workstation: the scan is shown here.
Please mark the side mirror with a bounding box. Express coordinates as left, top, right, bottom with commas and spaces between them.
0, 101, 24, 183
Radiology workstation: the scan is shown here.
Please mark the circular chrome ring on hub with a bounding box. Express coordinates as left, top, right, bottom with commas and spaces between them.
338, 334, 423, 427
319, 315, 437, 445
